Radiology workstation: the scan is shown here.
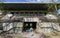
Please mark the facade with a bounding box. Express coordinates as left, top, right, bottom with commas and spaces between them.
0, 0, 60, 34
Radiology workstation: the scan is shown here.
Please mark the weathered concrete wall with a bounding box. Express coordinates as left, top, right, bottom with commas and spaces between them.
36, 22, 60, 33
52, 23, 60, 31
2, 17, 60, 33
16, 22, 23, 27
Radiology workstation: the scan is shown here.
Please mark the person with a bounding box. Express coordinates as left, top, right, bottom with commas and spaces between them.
29, 27, 33, 32
29, 23, 33, 32
29, 27, 34, 37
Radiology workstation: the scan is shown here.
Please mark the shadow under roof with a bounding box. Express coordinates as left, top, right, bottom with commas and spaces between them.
0, 3, 49, 10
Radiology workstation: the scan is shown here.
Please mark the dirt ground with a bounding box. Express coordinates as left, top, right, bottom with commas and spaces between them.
0, 32, 60, 38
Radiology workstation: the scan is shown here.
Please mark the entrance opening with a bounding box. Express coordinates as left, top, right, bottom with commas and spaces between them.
22, 22, 37, 32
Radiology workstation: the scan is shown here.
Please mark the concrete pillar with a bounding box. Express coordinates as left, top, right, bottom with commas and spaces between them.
16, 22, 23, 33
36, 22, 41, 32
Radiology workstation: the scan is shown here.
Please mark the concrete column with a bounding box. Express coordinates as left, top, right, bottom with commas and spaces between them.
16, 22, 23, 33
36, 21, 42, 32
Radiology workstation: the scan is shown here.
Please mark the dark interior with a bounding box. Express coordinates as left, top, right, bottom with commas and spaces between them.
22, 22, 37, 32
2, 3, 48, 10
0, 23, 3, 30
10, 11, 47, 16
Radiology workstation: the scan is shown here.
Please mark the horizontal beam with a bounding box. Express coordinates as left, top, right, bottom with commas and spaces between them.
0, 19, 23, 23
0, 19, 58, 23
0, 2, 60, 4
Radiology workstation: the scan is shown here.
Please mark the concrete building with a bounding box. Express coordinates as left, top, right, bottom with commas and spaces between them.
0, 0, 60, 34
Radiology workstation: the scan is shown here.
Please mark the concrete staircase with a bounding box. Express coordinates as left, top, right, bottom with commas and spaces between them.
0, 23, 14, 35
0, 14, 14, 35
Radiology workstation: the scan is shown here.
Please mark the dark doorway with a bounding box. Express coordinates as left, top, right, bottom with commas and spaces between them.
22, 22, 37, 32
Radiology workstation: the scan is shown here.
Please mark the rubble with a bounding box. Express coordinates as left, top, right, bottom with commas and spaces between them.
52, 23, 60, 31
45, 14, 58, 19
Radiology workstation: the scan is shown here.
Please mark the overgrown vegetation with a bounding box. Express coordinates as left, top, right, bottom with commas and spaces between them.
48, 4, 54, 12
0, 4, 4, 10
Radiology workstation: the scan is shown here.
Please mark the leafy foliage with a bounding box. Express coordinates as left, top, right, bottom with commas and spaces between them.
57, 5, 60, 9
48, 4, 54, 12
0, 4, 4, 10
